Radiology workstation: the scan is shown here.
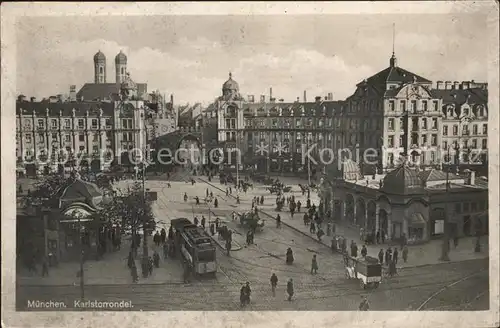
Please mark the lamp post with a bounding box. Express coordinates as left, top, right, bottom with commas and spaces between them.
439, 145, 453, 262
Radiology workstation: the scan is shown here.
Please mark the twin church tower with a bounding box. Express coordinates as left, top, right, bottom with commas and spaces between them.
93, 50, 128, 84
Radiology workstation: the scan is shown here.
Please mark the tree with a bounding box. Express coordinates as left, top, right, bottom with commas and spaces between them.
28, 173, 69, 207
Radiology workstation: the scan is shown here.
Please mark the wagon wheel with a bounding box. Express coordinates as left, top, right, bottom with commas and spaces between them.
359, 279, 366, 289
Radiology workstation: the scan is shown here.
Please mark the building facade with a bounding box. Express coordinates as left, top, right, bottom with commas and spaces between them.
208, 53, 488, 176
16, 51, 151, 176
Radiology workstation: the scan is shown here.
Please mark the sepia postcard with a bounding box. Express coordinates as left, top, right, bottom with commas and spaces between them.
1, 2, 499, 328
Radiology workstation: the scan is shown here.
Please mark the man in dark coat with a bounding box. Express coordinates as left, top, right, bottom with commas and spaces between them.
361, 245, 368, 257
385, 248, 392, 266
378, 249, 384, 264
270, 273, 278, 297
160, 228, 166, 244
393, 248, 399, 264
201, 216, 206, 229
287, 279, 294, 301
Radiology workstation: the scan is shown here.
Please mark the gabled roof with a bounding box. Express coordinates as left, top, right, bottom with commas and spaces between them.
359, 66, 431, 87
16, 101, 115, 117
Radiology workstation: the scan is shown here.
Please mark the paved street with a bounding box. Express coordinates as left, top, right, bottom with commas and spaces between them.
17, 175, 489, 311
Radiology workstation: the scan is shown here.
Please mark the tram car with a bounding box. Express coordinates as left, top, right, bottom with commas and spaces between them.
343, 255, 382, 289
171, 218, 217, 276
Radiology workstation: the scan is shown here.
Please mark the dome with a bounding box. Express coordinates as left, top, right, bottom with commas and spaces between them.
222, 72, 239, 91
115, 50, 127, 64
94, 50, 106, 62
325, 159, 362, 181
381, 165, 423, 194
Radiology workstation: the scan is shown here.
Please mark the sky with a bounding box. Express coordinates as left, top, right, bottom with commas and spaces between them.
16, 14, 488, 106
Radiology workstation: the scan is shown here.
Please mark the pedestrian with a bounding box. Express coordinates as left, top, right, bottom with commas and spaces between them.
385, 248, 392, 266
297, 201, 301, 212
127, 251, 134, 268
326, 222, 332, 237
194, 216, 199, 226
378, 249, 384, 264
393, 248, 399, 265
276, 214, 281, 229
214, 198, 218, 208
201, 216, 206, 229
131, 262, 138, 283
226, 239, 232, 256
160, 228, 166, 244
210, 223, 215, 236
260, 195, 264, 205
353, 242, 358, 257
210, 191, 213, 198
215, 217, 220, 230
240, 285, 247, 307
41, 256, 49, 277
453, 235, 459, 248
154, 231, 161, 246
359, 296, 370, 311
195, 196, 200, 205
270, 273, 278, 297
287, 278, 294, 301
206, 188, 209, 198
310, 221, 316, 234
246, 230, 252, 245
317, 228, 324, 242
376, 231, 380, 244
153, 251, 160, 268
381, 229, 386, 244
361, 245, 367, 257
184, 192, 188, 202
388, 259, 397, 277
402, 245, 408, 263
311, 254, 319, 274
163, 242, 169, 260
360, 227, 365, 243
303, 213, 308, 226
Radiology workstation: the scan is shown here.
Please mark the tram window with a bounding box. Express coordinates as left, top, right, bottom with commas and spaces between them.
197, 250, 215, 262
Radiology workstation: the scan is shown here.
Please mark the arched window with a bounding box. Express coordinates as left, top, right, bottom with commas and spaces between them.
99, 67, 103, 74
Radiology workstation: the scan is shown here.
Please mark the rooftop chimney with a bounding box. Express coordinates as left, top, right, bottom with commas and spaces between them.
461, 81, 470, 90
303, 90, 307, 102
296, 97, 300, 102
328, 92, 333, 100
453, 81, 460, 90
69, 85, 76, 102
17, 95, 26, 102
30, 97, 36, 102
269, 87, 273, 101
436, 81, 443, 89
445, 81, 452, 90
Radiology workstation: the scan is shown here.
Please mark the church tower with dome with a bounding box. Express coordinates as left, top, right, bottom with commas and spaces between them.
115, 50, 127, 84
94, 50, 106, 84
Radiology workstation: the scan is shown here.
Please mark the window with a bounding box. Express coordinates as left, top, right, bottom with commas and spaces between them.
78, 119, 84, 129
472, 139, 477, 149
482, 139, 487, 149
432, 118, 438, 129
38, 133, 44, 143
453, 125, 458, 136
411, 100, 417, 113
443, 141, 448, 149
443, 125, 448, 136
105, 118, 111, 127
51, 119, 58, 129
421, 135, 427, 145
433, 101, 439, 111
25, 134, 32, 143
422, 100, 428, 111
92, 119, 98, 129
99, 67, 103, 74
79, 146, 85, 151
400, 117, 405, 130
421, 118, 427, 130
225, 119, 231, 128
388, 118, 394, 131
51, 133, 58, 141
482, 124, 487, 134
65, 134, 71, 142
399, 135, 404, 147
473, 124, 478, 135
388, 136, 394, 147
38, 119, 44, 128
388, 100, 395, 111
455, 203, 461, 214
121, 67, 124, 74
295, 119, 301, 128
431, 134, 437, 146
318, 119, 324, 127
79, 134, 85, 142
65, 119, 71, 129
93, 134, 99, 141
93, 145, 99, 153
272, 119, 278, 127
400, 100, 406, 112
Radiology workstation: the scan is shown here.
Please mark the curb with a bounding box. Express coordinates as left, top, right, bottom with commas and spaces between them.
18, 280, 188, 287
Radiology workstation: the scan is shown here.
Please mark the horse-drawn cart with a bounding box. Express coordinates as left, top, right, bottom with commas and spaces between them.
343, 255, 382, 289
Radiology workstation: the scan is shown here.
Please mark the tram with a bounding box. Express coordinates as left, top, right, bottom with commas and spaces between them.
171, 218, 217, 276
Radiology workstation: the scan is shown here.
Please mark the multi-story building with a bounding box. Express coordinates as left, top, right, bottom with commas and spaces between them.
208, 53, 488, 176
16, 51, 150, 176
